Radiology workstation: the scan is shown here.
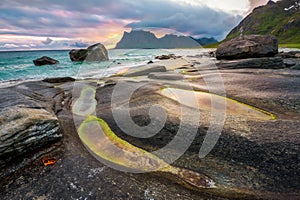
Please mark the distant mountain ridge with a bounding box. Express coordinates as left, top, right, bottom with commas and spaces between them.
226, 0, 300, 44
191, 37, 218, 46
115, 30, 217, 49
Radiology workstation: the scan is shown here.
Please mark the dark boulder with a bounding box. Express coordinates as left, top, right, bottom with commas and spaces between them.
155, 54, 181, 60
278, 51, 300, 58
69, 43, 109, 62
216, 35, 278, 60
33, 56, 59, 66
147, 60, 154, 64
43, 77, 75, 83
0, 84, 63, 168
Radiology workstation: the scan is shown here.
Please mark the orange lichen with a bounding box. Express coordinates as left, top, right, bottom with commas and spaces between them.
42, 157, 57, 166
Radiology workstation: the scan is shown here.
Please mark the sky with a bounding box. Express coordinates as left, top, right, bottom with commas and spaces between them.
0, 0, 278, 50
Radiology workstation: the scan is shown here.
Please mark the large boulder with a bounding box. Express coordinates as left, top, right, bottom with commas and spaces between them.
0, 106, 62, 167
216, 35, 278, 60
33, 56, 59, 66
69, 43, 109, 62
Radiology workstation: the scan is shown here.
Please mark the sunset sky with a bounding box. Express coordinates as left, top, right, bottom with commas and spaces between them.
0, 0, 278, 50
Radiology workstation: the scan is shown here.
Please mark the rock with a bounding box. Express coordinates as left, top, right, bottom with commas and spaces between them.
69, 43, 109, 62
283, 59, 296, 67
0, 73, 300, 199
217, 57, 284, 69
291, 64, 300, 70
216, 35, 278, 60
208, 51, 216, 57
155, 54, 181, 60
124, 64, 167, 77
33, 56, 59, 66
278, 51, 300, 58
0, 106, 62, 166
43, 77, 75, 83
147, 61, 154, 64
148, 72, 184, 80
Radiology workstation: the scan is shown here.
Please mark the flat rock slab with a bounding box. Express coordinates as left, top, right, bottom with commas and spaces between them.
148, 72, 184, 80
283, 58, 300, 67
0, 65, 300, 199
124, 64, 167, 77
217, 57, 284, 69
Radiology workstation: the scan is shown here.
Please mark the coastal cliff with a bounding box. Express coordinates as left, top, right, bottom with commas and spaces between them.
226, 0, 300, 44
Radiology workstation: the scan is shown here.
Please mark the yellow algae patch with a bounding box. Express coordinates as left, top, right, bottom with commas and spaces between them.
78, 115, 215, 188
79, 115, 167, 172
161, 88, 276, 121
72, 86, 97, 116
111, 67, 129, 77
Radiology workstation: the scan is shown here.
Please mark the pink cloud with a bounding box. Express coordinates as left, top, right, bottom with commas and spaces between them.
248, 0, 280, 13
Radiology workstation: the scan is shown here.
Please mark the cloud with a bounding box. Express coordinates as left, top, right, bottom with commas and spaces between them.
42, 37, 53, 45
3, 44, 18, 48
0, 39, 94, 51
70, 41, 90, 48
124, 1, 243, 39
0, 0, 264, 50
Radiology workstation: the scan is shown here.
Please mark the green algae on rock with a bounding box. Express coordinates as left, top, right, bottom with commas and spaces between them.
160, 88, 276, 121
72, 86, 97, 116
78, 115, 215, 189
77, 115, 275, 199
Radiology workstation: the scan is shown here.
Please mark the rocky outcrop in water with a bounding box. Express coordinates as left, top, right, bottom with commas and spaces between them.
216, 35, 278, 60
69, 43, 109, 62
33, 56, 59, 66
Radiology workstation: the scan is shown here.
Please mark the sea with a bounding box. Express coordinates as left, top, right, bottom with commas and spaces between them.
1, 48, 296, 84
0, 49, 187, 83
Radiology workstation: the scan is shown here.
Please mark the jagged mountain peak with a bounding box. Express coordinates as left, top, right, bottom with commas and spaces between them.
115, 30, 200, 49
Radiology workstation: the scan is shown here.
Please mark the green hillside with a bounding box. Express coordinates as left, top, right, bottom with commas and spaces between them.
226, 0, 300, 44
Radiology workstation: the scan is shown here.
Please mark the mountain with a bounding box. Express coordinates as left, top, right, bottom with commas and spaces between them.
225, 0, 300, 44
115, 30, 200, 49
192, 37, 218, 46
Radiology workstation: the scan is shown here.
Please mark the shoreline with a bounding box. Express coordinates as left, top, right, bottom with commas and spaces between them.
0, 49, 300, 199
0, 47, 299, 85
